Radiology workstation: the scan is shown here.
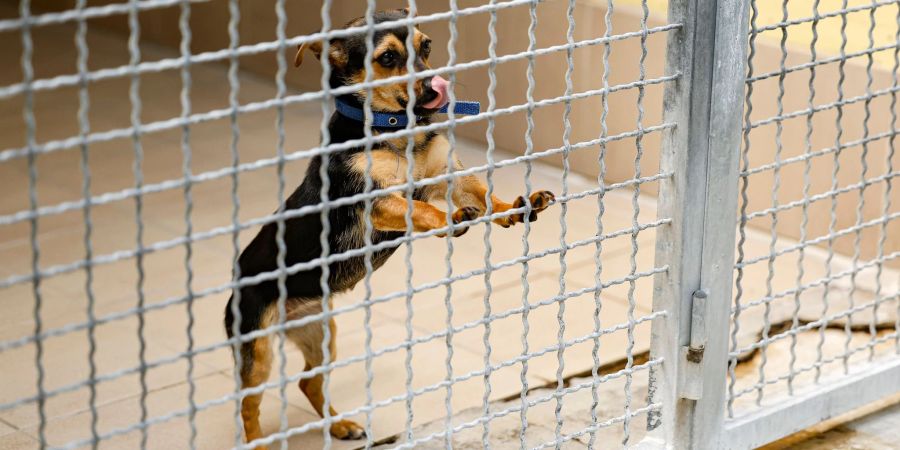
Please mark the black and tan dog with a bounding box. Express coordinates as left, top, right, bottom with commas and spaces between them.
225, 8, 555, 447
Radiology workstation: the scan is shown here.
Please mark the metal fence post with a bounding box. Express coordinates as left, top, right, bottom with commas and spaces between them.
643, 0, 750, 447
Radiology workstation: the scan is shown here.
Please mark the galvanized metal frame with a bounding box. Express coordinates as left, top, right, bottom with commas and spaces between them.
717, 0, 900, 447
643, 0, 751, 447
722, 358, 900, 449
644, 0, 900, 448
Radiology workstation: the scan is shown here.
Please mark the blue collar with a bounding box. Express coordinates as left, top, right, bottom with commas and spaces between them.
334, 98, 480, 128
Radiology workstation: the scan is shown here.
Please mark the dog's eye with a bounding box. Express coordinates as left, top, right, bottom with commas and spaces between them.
420, 40, 431, 59
377, 50, 398, 67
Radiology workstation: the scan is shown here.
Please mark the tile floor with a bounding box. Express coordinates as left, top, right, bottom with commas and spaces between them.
0, 8, 897, 450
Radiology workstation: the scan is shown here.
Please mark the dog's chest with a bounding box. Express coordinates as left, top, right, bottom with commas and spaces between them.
350, 134, 451, 188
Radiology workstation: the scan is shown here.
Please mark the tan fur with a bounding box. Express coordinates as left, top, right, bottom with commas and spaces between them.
413, 29, 425, 52
240, 335, 273, 450
238, 300, 366, 444
348, 134, 548, 232
346, 132, 443, 187
370, 193, 448, 232
414, 136, 557, 227
294, 41, 320, 67
283, 302, 365, 439
346, 30, 431, 112
269, 16, 555, 445
349, 149, 407, 187
295, 40, 346, 68
374, 35, 403, 60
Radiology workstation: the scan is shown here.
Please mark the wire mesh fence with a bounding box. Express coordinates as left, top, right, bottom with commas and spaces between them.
0, 0, 677, 448
728, 0, 899, 420
1, 0, 897, 449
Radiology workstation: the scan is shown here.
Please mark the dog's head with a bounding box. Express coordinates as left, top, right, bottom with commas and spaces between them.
294, 8, 449, 116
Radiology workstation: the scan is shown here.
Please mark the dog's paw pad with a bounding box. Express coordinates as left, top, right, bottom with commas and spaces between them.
529, 190, 555, 212
449, 206, 482, 237
508, 196, 528, 225
331, 420, 366, 440
508, 191, 554, 225
452, 206, 482, 224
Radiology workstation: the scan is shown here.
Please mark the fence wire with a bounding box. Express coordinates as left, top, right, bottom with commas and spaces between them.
12, 0, 898, 448
0, 0, 675, 449
730, 0, 900, 419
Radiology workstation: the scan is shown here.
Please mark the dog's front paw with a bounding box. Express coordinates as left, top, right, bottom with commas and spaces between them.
330, 419, 366, 440
447, 206, 482, 237
504, 190, 555, 226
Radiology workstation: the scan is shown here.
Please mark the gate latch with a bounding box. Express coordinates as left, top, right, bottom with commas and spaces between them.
678, 289, 708, 400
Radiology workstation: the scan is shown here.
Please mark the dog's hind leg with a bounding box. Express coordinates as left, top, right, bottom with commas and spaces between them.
288, 313, 366, 440
226, 294, 274, 450
237, 336, 273, 450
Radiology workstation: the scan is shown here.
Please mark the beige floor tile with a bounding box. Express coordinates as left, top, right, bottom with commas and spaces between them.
391, 367, 654, 449
0, 432, 39, 450
0, 314, 221, 430
735, 228, 846, 307
0, 159, 75, 244
263, 320, 529, 446
729, 329, 898, 419
0, 234, 233, 347
0, 283, 60, 341
730, 226, 900, 356
400, 274, 654, 385
329, 233, 512, 324
140, 287, 392, 375
562, 230, 660, 313
16, 371, 334, 450
0, 201, 170, 276
338, 260, 556, 392
133, 291, 238, 378
735, 225, 899, 306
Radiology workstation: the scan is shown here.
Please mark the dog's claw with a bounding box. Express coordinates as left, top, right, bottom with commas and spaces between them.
504, 190, 554, 226
529, 190, 555, 211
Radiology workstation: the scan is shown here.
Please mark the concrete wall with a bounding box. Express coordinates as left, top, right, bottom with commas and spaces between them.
26, 0, 898, 267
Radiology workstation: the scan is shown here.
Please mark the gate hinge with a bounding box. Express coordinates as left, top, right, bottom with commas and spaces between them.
678, 289, 708, 400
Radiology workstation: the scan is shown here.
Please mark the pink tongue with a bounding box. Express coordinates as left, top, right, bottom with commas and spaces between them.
423, 75, 449, 109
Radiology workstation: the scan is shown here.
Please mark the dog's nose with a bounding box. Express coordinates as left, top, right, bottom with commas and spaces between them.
423, 76, 434, 92
421, 75, 449, 109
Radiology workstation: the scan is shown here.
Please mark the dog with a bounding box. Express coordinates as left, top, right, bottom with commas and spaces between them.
224, 8, 555, 447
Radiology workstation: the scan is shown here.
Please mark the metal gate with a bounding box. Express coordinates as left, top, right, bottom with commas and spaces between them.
643, 0, 900, 448
0, 0, 896, 449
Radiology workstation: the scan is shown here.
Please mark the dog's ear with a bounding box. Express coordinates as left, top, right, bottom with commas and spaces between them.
294, 40, 322, 68
397, 7, 420, 28
294, 38, 346, 68
398, 7, 416, 20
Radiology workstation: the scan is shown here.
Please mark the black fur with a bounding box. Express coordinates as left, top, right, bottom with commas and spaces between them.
225, 9, 437, 345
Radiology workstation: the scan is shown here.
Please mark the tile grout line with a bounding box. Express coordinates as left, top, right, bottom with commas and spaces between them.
4, 371, 227, 436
